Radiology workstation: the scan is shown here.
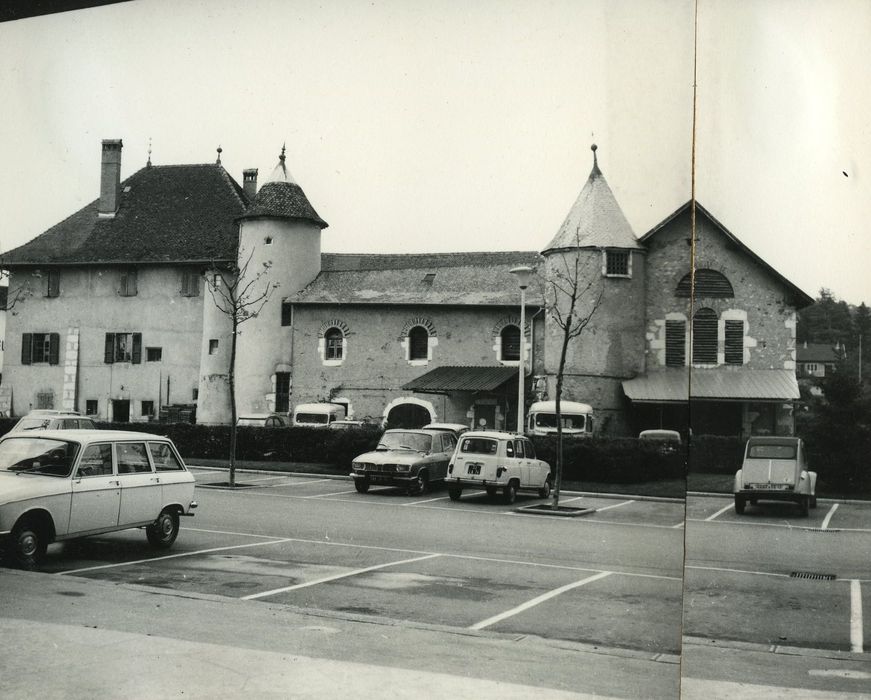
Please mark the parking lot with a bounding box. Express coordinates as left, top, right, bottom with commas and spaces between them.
32, 469, 686, 658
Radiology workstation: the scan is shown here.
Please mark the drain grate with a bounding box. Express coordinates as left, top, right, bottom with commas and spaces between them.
801, 528, 841, 533
790, 571, 837, 581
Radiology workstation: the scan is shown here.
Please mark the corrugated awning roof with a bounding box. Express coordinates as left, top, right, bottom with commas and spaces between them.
403, 366, 518, 393
622, 369, 800, 403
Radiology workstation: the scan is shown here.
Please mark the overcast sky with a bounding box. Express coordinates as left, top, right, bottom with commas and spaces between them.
1, 0, 868, 304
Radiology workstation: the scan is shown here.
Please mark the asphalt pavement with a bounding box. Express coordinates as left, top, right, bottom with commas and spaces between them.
0, 568, 674, 699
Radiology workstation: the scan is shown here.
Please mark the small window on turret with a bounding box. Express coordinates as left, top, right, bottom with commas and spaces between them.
265, 236, 273, 245
604, 250, 630, 277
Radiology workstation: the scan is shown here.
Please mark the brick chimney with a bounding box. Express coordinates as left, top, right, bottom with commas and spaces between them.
99, 139, 123, 217
243, 168, 258, 201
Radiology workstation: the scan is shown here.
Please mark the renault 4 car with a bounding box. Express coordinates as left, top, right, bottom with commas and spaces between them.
0, 429, 197, 568
10, 410, 97, 432
351, 428, 457, 495
734, 436, 817, 516
446, 431, 552, 504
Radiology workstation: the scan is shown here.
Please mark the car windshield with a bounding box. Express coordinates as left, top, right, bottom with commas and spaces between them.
377, 432, 432, 452
459, 437, 498, 455
0, 437, 80, 477
14, 418, 51, 431
534, 413, 585, 430
748, 443, 797, 459
295, 413, 329, 424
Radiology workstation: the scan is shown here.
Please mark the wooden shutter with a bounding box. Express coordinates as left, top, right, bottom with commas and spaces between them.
665, 321, 686, 367
104, 333, 115, 364
21, 333, 32, 365
49, 333, 60, 365
132, 333, 142, 364
692, 309, 718, 364
47, 270, 60, 297
724, 320, 744, 365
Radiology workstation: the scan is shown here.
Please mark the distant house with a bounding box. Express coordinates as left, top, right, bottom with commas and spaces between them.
1, 139, 814, 437
796, 342, 845, 380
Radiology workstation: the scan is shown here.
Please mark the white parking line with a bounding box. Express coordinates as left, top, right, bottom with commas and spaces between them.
469, 571, 613, 630
403, 496, 450, 506
242, 553, 442, 600
821, 503, 839, 529
671, 521, 685, 529
705, 503, 733, 522
851, 579, 864, 653
57, 537, 298, 575
304, 489, 360, 498
595, 500, 635, 512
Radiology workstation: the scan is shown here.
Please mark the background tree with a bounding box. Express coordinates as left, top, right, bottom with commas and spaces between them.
543, 249, 604, 509
205, 248, 279, 487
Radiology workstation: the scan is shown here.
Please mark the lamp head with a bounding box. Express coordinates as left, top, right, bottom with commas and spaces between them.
509, 265, 533, 290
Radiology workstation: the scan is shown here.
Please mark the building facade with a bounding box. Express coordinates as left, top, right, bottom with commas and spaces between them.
0, 140, 813, 436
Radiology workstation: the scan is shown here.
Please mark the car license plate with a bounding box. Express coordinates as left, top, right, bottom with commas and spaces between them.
467, 463, 481, 475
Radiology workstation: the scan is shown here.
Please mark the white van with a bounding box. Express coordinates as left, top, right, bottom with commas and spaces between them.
526, 400, 593, 437
292, 403, 346, 428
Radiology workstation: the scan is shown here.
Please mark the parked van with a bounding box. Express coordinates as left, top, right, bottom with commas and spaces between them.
292, 403, 346, 427
526, 400, 593, 437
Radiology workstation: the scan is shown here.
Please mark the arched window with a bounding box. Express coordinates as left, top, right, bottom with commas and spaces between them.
676, 269, 734, 298
408, 326, 429, 361
692, 308, 718, 364
501, 325, 520, 361
325, 328, 344, 361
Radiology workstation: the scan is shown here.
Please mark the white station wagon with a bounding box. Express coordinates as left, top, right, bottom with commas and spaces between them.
0, 429, 197, 568
446, 431, 552, 504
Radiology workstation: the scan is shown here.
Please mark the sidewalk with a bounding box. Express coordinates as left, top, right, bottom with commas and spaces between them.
0, 569, 677, 699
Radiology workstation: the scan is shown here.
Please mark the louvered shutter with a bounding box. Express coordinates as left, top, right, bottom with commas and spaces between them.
105, 333, 115, 364
49, 333, 60, 365
132, 333, 142, 364
21, 333, 32, 365
665, 321, 686, 367
724, 320, 744, 365
692, 309, 718, 364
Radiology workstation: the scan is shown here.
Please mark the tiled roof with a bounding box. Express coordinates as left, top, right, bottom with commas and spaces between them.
402, 365, 518, 392
240, 181, 327, 228
622, 368, 800, 402
1, 164, 247, 266
542, 151, 642, 254
294, 251, 544, 306
796, 343, 843, 363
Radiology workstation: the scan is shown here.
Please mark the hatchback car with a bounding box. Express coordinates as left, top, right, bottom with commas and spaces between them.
734, 436, 817, 516
351, 428, 457, 495
10, 410, 97, 432
446, 431, 552, 504
0, 429, 197, 568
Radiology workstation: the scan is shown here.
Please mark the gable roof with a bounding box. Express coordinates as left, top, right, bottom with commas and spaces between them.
293, 251, 544, 306
1, 164, 247, 266
796, 342, 844, 363
640, 201, 815, 309
542, 148, 642, 254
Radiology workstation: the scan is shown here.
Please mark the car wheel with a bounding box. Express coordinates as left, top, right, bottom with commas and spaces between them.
408, 472, 428, 496
734, 495, 746, 515
503, 481, 518, 505
538, 478, 552, 499
799, 496, 809, 517
354, 478, 370, 494
12, 520, 48, 570
810, 496, 817, 509
485, 486, 498, 499
448, 488, 462, 501
146, 510, 180, 549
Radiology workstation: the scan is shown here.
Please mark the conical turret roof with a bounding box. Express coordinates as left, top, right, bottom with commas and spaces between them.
542, 145, 640, 254
239, 146, 328, 228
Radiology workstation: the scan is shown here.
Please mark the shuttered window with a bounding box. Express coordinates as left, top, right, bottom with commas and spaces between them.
46, 269, 60, 297
180, 269, 200, 297
119, 268, 138, 296
275, 372, 290, 413
409, 326, 429, 360
21, 332, 60, 365
676, 269, 734, 298
501, 325, 520, 361
665, 320, 686, 367
724, 320, 744, 365
104, 332, 143, 364
692, 308, 718, 364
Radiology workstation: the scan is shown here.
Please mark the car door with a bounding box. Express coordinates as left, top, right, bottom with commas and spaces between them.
117, 442, 162, 525
68, 442, 121, 534
431, 433, 453, 480
148, 440, 194, 507
514, 438, 532, 487
523, 439, 547, 487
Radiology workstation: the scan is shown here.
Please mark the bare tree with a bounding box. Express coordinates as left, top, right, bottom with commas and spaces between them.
205, 248, 279, 487
0, 268, 38, 313
543, 246, 604, 509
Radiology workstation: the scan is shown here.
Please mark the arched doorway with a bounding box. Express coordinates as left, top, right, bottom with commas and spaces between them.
386, 402, 432, 428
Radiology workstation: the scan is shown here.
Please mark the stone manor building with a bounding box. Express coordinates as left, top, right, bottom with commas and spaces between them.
1, 140, 813, 436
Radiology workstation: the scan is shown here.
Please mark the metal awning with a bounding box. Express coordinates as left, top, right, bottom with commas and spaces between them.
622, 369, 800, 403
402, 365, 517, 393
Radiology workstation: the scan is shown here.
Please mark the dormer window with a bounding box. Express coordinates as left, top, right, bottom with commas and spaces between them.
604, 250, 631, 277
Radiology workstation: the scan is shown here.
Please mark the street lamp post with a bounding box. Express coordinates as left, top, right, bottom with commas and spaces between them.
510, 266, 533, 434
